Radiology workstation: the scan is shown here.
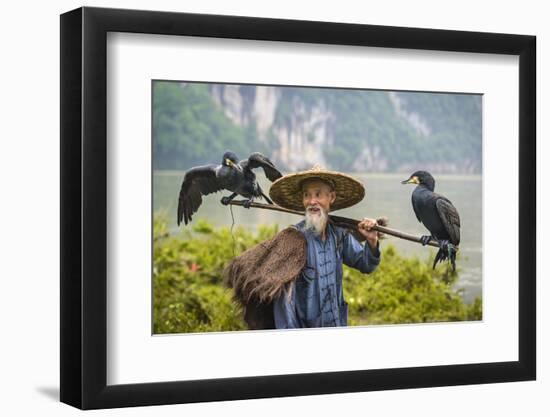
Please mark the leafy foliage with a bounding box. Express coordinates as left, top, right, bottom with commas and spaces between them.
153, 216, 278, 334
344, 245, 481, 325
153, 216, 481, 334
153, 82, 255, 170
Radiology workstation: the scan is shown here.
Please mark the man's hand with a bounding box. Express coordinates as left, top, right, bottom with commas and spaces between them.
357, 217, 379, 251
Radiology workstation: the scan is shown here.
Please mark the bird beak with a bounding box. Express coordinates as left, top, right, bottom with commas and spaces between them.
401, 176, 419, 185
226, 159, 243, 172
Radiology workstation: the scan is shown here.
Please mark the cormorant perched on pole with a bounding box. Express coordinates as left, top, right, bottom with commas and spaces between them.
177, 151, 283, 226
401, 171, 461, 271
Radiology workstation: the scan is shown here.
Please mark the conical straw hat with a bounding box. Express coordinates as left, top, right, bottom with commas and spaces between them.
269, 165, 365, 212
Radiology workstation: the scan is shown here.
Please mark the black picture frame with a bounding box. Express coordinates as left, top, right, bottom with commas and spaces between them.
60, 6, 536, 410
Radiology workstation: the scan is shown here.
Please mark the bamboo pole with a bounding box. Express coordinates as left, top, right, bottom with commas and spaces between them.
227, 200, 441, 248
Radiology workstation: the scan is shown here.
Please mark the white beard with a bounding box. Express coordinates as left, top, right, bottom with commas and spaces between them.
304, 206, 328, 235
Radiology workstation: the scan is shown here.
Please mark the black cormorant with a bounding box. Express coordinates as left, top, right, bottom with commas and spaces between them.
401, 171, 461, 270
177, 151, 283, 226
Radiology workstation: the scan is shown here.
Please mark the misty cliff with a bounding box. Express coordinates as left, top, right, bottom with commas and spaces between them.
153, 81, 482, 174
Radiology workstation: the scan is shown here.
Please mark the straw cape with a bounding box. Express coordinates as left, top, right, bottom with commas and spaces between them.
223, 226, 307, 329
269, 164, 366, 212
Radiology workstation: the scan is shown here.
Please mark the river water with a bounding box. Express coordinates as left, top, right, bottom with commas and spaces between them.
154, 172, 482, 303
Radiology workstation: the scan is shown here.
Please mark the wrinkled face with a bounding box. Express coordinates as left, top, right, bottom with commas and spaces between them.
301, 180, 335, 234
302, 179, 336, 213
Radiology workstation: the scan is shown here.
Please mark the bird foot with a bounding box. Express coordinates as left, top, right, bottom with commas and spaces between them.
439, 239, 450, 250
445, 242, 458, 258
420, 235, 433, 246
243, 199, 253, 209
221, 196, 232, 206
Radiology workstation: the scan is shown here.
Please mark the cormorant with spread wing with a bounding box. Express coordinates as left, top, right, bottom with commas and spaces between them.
401, 171, 461, 271
177, 151, 283, 226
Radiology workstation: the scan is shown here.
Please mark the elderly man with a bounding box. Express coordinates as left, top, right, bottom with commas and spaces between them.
268, 165, 380, 328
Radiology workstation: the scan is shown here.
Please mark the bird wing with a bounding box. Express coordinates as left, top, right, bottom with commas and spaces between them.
244, 152, 283, 182
435, 197, 461, 245
177, 164, 225, 226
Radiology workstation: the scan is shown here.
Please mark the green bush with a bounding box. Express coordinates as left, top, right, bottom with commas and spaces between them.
153, 216, 481, 334
153, 216, 278, 334
344, 245, 481, 325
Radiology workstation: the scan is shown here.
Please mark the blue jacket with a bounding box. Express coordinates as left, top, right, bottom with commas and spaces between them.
273, 220, 380, 328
